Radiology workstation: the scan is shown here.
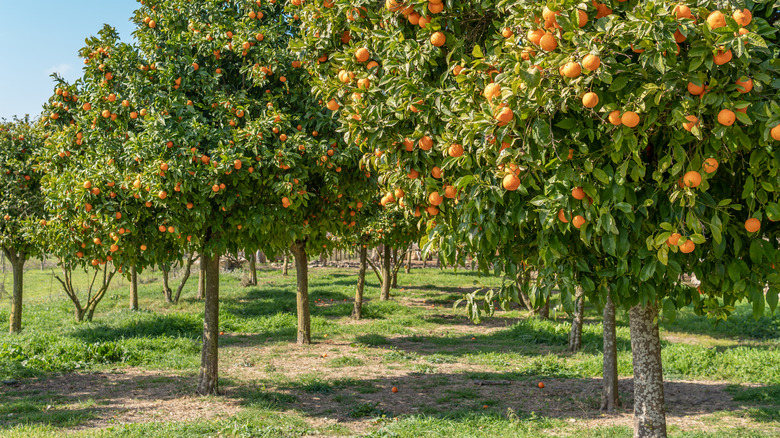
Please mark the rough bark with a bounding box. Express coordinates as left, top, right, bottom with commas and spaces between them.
197, 257, 206, 300
4, 249, 25, 334
405, 245, 412, 274
248, 253, 257, 285
282, 252, 289, 276
380, 245, 391, 300
290, 240, 311, 344
629, 304, 667, 437
197, 252, 220, 396
391, 249, 399, 288
353, 244, 368, 320
568, 286, 585, 352
162, 265, 173, 303
130, 266, 139, 311
601, 293, 620, 411
537, 297, 550, 319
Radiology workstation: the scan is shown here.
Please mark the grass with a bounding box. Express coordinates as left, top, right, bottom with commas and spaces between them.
1, 260, 780, 436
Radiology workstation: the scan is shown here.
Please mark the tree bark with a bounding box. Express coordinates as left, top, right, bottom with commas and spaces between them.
601, 293, 620, 411
173, 253, 196, 304
197, 252, 221, 396
380, 245, 391, 300
629, 304, 666, 437
257, 250, 266, 264
405, 245, 412, 274
391, 249, 399, 288
5, 249, 25, 334
537, 297, 550, 319
248, 252, 257, 285
282, 252, 289, 276
568, 286, 585, 352
290, 240, 311, 345
353, 244, 368, 320
162, 265, 173, 303
197, 257, 206, 300
130, 265, 139, 310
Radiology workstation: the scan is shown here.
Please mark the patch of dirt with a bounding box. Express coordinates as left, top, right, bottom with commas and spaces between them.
1, 369, 241, 429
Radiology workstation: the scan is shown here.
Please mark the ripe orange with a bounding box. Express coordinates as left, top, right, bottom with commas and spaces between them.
502, 27, 513, 38
326, 99, 340, 111
717, 109, 736, 126
682, 115, 699, 132
713, 49, 732, 65
572, 187, 585, 200
432, 166, 443, 178
572, 215, 586, 229
706, 11, 726, 29
582, 54, 600, 71
582, 92, 599, 108
667, 233, 681, 246
687, 82, 704, 95
621, 111, 640, 128
679, 239, 695, 253
428, 191, 443, 206
391, 386, 398, 393
495, 107, 514, 125
745, 218, 760, 233
430, 32, 446, 47
538, 382, 545, 389
355, 47, 370, 62
484, 83, 501, 101
419, 136, 433, 150
539, 33, 557, 51
736, 77, 753, 93
682, 170, 702, 188
732, 8, 752, 26
561, 62, 582, 78
527, 29, 545, 45
449, 143, 464, 157
557, 209, 569, 223
608, 110, 622, 126
702, 158, 719, 173
771, 124, 780, 141
444, 185, 457, 198
503, 174, 520, 191
577, 9, 588, 27
673, 4, 693, 19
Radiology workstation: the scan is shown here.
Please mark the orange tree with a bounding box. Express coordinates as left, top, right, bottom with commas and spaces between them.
296, 0, 780, 436
0, 117, 45, 334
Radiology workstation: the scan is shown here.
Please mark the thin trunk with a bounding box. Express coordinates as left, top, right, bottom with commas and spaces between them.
629, 304, 666, 437
248, 253, 257, 285
130, 266, 139, 310
390, 249, 399, 288
197, 252, 221, 396
6, 249, 25, 334
291, 240, 310, 344
353, 244, 368, 320
517, 270, 534, 312
568, 286, 585, 352
537, 297, 550, 319
405, 245, 412, 274
173, 253, 196, 304
380, 245, 391, 300
601, 293, 620, 411
162, 266, 173, 303
197, 257, 206, 300
282, 252, 289, 276
423, 254, 427, 268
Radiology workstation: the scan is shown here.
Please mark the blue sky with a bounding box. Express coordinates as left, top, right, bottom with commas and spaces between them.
0, 1, 138, 120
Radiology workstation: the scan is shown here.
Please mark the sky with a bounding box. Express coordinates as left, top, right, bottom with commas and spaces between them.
0, 1, 138, 121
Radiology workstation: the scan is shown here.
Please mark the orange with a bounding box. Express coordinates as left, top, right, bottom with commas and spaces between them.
732, 9, 752, 26
572, 215, 586, 229
502, 27, 513, 38
432, 166, 443, 178
621, 111, 640, 128
428, 191, 443, 206
561, 62, 582, 78
391, 386, 398, 393
674, 29, 686, 43
713, 49, 732, 65
582, 54, 600, 71
503, 174, 520, 191
582, 92, 599, 108
608, 110, 622, 126
577, 9, 588, 27
557, 209, 569, 223
449, 143, 464, 157
484, 83, 501, 100
745, 218, 761, 233
527, 29, 545, 45
673, 4, 693, 19
687, 82, 704, 95
679, 239, 695, 253
539, 33, 557, 51
538, 382, 545, 389
444, 185, 457, 198
430, 32, 446, 47
771, 124, 780, 141
495, 107, 514, 125
682, 115, 699, 131
326, 99, 340, 111
667, 232, 681, 246
702, 158, 719, 173
736, 77, 753, 93
355, 48, 370, 62
706, 11, 726, 29
572, 187, 585, 200
682, 170, 702, 188
717, 109, 735, 126
419, 136, 433, 150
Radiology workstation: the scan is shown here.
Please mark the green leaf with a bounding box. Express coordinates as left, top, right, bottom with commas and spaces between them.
472, 45, 484, 59
750, 239, 764, 264
610, 75, 629, 92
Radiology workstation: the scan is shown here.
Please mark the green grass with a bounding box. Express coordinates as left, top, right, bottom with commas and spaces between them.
1, 262, 780, 436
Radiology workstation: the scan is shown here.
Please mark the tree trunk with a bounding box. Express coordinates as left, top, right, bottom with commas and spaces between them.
391, 249, 399, 288
197, 257, 206, 300
6, 250, 25, 334
173, 253, 196, 304
258, 251, 267, 264
290, 240, 310, 345
282, 252, 289, 276
130, 265, 139, 310
162, 266, 173, 303
568, 286, 585, 352
601, 293, 620, 411
380, 245, 391, 300
197, 252, 221, 396
629, 304, 666, 437
405, 245, 412, 274
353, 244, 368, 320
537, 297, 550, 319
248, 253, 257, 285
